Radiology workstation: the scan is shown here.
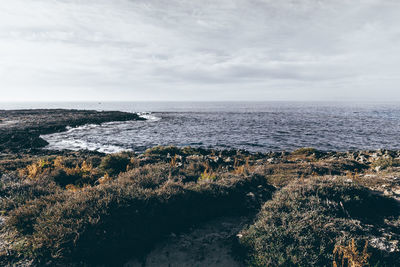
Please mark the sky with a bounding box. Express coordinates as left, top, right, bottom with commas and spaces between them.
0, 0, 400, 102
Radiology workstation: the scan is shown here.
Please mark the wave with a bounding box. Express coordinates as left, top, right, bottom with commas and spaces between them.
41, 113, 162, 153
137, 112, 161, 122
41, 137, 130, 154
65, 124, 99, 133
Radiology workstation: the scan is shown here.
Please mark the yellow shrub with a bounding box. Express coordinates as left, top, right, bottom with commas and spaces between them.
81, 161, 93, 173
233, 157, 251, 175
127, 157, 140, 171
53, 156, 64, 169
98, 173, 112, 184
198, 162, 216, 181
170, 155, 178, 168
333, 239, 370, 267
20, 159, 51, 179
18, 157, 99, 187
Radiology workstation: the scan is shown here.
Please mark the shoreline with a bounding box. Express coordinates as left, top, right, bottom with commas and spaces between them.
0, 109, 144, 153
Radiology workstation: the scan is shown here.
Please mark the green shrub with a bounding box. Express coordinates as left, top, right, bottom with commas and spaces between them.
0, 177, 60, 213
371, 158, 400, 170
144, 146, 181, 156
239, 178, 400, 267
292, 147, 320, 156
99, 153, 130, 176
51, 168, 81, 187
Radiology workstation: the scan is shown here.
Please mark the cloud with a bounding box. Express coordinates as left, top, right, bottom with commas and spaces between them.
0, 0, 399, 101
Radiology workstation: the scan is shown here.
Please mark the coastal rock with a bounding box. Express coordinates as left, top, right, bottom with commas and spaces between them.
357, 155, 368, 163
267, 158, 275, 163
0, 109, 144, 153
370, 237, 399, 253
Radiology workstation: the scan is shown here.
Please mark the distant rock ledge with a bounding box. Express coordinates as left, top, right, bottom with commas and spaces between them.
0, 109, 145, 153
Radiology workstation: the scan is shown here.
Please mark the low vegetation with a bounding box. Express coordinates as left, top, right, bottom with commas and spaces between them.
371, 157, 400, 170
0, 147, 274, 265
1, 146, 400, 266
239, 177, 400, 267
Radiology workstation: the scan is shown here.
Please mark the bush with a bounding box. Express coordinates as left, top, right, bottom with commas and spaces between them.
144, 146, 182, 156
292, 147, 319, 155
239, 178, 400, 267
2, 163, 274, 266
17, 156, 101, 184
371, 158, 400, 170
0, 177, 60, 213
99, 153, 130, 176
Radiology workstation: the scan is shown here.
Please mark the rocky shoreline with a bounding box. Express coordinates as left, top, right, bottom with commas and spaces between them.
0, 109, 144, 153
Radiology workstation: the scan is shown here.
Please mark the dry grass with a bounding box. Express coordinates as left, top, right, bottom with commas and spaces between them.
197, 161, 216, 181
232, 157, 252, 175
371, 158, 400, 170
333, 239, 370, 267
17, 157, 101, 188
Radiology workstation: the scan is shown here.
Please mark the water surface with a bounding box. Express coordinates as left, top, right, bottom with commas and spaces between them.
1, 102, 399, 153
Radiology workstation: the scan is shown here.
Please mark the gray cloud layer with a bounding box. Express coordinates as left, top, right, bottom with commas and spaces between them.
0, 0, 400, 101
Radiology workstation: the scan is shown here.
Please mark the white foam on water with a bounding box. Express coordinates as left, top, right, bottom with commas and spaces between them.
41, 136, 131, 154
137, 112, 161, 122
41, 115, 160, 153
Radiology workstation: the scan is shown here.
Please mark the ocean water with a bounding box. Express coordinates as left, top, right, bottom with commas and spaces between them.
2, 101, 400, 153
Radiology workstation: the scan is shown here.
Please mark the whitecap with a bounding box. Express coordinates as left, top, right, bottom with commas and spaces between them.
137, 112, 161, 122
41, 136, 130, 154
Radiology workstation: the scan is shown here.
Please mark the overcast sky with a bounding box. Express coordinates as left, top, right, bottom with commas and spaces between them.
0, 0, 400, 101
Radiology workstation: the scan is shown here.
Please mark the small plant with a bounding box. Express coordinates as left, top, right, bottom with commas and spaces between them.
127, 157, 140, 171
65, 184, 81, 192
291, 148, 321, 160
19, 159, 51, 179
170, 154, 178, 168
53, 156, 65, 169
233, 157, 251, 175
17, 157, 101, 187
144, 146, 181, 156
292, 147, 318, 155
80, 161, 93, 173
98, 173, 112, 184
371, 158, 400, 170
99, 154, 130, 176
346, 171, 360, 181
333, 239, 370, 267
198, 162, 216, 181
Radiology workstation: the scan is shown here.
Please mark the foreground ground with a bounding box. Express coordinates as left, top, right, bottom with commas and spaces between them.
0, 110, 399, 266
0, 146, 399, 266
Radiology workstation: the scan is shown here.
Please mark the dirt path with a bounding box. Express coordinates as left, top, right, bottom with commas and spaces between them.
124, 216, 250, 267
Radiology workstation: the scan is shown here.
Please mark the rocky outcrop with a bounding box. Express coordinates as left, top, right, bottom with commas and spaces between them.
0, 109, 144, 153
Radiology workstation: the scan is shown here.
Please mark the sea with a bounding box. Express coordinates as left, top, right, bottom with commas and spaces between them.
1, 101, 400, 154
